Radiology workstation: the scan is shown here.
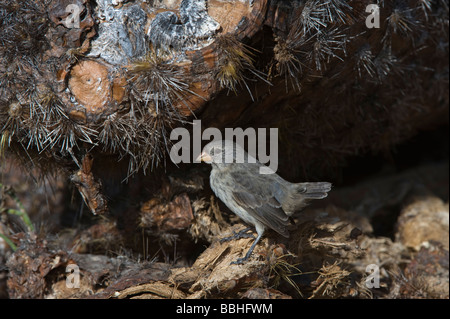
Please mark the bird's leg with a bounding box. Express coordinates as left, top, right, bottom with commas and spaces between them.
231, 232, 263, 265
220, 227, 254, 243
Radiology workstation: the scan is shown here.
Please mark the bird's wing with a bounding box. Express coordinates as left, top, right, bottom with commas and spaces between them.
229, 166, 290, 237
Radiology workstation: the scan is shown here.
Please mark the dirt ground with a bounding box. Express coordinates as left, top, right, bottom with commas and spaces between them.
1, 137, 448, 299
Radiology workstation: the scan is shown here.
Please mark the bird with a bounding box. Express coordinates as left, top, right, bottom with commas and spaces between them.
197, 140, 332, 264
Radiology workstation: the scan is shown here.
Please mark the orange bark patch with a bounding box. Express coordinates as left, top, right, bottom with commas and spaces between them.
112, 76, 127, 103
208, 0, 249, 34
68, 60, 111, 114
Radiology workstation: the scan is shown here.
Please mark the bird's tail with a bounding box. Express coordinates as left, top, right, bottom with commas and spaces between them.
279, 182, 332, 215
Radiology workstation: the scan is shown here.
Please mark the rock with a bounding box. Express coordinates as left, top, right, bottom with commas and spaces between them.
396, 196, 449, 250
400, 242, 449, 298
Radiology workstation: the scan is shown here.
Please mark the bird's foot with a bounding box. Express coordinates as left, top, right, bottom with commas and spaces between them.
230, 256, 249, 265
229, 233, 262, 265
220, 227, 254, 243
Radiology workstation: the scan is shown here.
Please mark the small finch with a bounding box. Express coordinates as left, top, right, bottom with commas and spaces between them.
197, 140, 332, 264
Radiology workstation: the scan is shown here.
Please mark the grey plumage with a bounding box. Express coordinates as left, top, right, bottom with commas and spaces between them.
198, 140, 332, 264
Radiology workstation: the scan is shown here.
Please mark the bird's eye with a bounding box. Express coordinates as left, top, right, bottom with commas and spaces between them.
210, 147, 221, 156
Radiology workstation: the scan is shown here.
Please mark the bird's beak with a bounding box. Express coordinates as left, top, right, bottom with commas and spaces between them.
196, 151, 212, 163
